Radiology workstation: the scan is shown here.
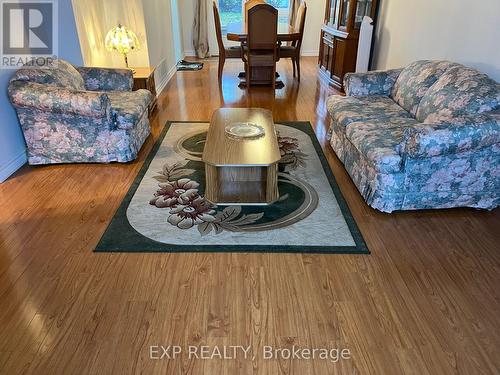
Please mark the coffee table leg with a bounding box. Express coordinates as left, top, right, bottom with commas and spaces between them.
205, 164, 219, 203
266, 163, 280, 204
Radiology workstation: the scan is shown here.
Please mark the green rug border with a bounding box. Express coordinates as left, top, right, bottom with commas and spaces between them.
94, 121, 369, 254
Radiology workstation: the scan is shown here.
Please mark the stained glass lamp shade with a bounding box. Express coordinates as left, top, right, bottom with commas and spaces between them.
105, 24, 140, 68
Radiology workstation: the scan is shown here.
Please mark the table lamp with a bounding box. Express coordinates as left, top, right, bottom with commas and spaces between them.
105, 24, 140, 70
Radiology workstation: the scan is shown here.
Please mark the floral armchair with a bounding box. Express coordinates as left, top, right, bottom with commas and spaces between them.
8, 59, 153, 164
327, 60, 500, 212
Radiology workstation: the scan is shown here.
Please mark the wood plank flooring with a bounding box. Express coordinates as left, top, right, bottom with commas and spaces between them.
0, 58, 499, 374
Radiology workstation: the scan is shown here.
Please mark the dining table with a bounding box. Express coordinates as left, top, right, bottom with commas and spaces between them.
226, 21, 301, 43
226, 21, 301, 88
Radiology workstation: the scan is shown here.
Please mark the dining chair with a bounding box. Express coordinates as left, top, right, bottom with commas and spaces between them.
244, 0, 266, 24
242, 4, 279, 88
213, 1, 242, 82
279, 2, 307, 81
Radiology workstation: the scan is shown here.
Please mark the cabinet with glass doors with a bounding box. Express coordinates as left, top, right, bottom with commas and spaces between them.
318, 0, 378, 91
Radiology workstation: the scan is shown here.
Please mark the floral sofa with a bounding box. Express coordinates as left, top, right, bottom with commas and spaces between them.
8, 59, 152, 164
327, 60, 500, 212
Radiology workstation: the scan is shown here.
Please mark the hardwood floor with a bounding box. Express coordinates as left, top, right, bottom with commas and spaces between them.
0, 57, 499, 374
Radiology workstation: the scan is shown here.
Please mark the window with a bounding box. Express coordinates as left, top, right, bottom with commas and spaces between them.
218, 0, 290, 32
218, 0, 244, 31
266, 0, 290, 24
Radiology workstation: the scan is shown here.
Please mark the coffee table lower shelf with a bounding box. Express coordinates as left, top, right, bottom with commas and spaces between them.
204, 164, 279, 206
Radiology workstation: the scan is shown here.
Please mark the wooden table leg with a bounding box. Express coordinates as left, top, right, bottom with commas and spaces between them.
266, 163, 279, 204
205, 164, 219, 203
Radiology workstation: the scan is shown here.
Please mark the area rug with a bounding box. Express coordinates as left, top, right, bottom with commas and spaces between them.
95, 121, 369, 254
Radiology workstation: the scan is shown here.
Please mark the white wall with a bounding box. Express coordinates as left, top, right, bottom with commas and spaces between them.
72, 0, 150, 68
372, 0, 500, 82
179, 0, 195, 56
180, 0, 325, 57
301, 0, 325, 56
142, 0, 180, 94
170, 0, 184, 62
0, 1, 84, 182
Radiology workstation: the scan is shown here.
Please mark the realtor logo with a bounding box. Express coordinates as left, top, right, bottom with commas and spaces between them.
1, 0, 57, 68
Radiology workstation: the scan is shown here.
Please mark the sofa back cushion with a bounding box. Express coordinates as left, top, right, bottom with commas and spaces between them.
391, 60, 457, 116
10, 59, 85, 91
416, 65, 500, 123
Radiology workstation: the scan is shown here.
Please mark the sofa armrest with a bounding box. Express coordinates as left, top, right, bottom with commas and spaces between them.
76, 67, 133, 91
344, 69, 402, 97
400, 112, 500, 158
9, 81, 111, 118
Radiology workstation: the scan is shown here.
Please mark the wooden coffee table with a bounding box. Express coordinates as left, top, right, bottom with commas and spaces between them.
202, 108, 281, 205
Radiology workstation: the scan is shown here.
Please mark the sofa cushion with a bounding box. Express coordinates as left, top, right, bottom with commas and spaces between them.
391, 60, 457, 116
401, 112, 500, 158
10, 60, 85, 91
416, 65, 500, 123
107, 90, 152, 130
345, 117, 419, 173
327, 95, 413, 129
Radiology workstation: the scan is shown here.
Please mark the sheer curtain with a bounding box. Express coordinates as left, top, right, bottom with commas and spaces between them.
193, 0, 210, 58
288, 0, 301, 27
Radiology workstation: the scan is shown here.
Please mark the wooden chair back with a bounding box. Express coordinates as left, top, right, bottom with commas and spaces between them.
244, 0, 265, 24
247, 4, 278, 51
293, 2, 307, 49
213, 2, 225, 57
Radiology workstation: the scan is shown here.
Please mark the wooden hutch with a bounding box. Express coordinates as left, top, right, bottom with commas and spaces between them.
318, 0, 378, 91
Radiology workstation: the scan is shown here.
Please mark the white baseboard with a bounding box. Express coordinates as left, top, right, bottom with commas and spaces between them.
0, 149, 27, 183
301, 50, 319, 57
184, 51, 196, 58
156, 64, 177, 97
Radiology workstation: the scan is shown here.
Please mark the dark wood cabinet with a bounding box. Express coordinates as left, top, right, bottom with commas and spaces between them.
318, 0, 377, 91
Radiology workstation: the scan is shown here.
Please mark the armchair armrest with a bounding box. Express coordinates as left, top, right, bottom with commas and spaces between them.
76, 67, 133, 91
400, 112, 500, 158
344, 69, 402, 97
9, 81, 111, 118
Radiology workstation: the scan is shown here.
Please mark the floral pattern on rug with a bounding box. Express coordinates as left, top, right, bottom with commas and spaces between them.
277, 131, 307, 172
148, 133, 312, 236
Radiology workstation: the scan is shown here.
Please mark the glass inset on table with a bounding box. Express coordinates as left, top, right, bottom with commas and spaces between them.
225, 122, 265, 140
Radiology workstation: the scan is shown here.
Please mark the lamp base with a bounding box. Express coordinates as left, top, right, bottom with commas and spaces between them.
124, 54, 135, 73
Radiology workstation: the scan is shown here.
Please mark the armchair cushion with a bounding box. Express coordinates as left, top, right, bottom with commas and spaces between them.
327, 95, 412, 128
416, 65, 500, 123
391, 60, 457, 116
401, 112, 500, 158
77, 67, 134, 91
10, 60, 85, 90
344, 69, 402, 97
107, 90, 153, 130
9, 81, 110, 119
